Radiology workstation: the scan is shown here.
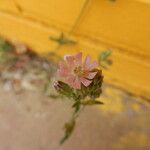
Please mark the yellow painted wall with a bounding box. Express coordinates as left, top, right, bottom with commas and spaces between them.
0, 0, 150, 99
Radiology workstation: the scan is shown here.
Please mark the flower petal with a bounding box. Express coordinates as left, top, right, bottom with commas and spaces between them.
57, 62, 69, 77
64, 55, 72, 61
84, 55, 91, 69
66, 76, 81, 89
64, 55, 75, 68
73, 77, 81, 89
80, 77, 92, 87
88, 61, 98, 70
83, 55, 98, 70
85, 72, 97, 79
75, 52, 82, 66
66, 75, 75, 84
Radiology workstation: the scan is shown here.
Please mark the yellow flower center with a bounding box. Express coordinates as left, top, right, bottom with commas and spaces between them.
74, 66, 83, 76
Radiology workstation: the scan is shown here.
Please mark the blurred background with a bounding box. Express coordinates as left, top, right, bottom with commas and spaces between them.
0, 0, 150, 150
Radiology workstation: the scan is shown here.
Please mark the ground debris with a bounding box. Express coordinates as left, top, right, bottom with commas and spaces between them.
0, 38, 56, 94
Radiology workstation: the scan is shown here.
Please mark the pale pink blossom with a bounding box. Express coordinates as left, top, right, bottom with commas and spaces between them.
57, 52, 98, 89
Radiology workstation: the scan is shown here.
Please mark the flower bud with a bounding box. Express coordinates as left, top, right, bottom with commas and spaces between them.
80, 69, 103, 99
90, 69, 103, 99
53, 80, 74, 98
53, 80, 62, 91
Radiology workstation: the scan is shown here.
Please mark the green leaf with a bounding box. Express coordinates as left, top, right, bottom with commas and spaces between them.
50, 33, 77, 45
99, 49, 112, 61
81, 100, 104, 106
105, 59, 113, 65
48, 94, 61, 99
0, 39, 12, 52
60, 119, 76, 144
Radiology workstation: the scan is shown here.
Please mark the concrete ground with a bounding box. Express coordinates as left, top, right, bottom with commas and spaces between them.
0, 38, 149, 150
0, 83, 149, 150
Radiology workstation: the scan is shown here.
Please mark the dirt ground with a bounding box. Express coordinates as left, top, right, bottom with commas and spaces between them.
0, 39, 149, 150
0, 83, 149, 150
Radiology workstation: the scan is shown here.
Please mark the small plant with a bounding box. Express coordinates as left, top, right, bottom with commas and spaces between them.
98, 49, 112, 69
0, 38, 14, 64
50, 33, 77, 45
0, 38, 12, 52
54, 52, 104, 144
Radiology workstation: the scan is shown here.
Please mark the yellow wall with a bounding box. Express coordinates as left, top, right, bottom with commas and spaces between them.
0, 0, 150, 99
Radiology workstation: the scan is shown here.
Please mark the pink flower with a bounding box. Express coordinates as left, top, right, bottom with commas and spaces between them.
57, 52, 98, 89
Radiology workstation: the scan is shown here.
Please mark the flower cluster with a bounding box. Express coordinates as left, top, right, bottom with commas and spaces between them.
54, 52, 103, 144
